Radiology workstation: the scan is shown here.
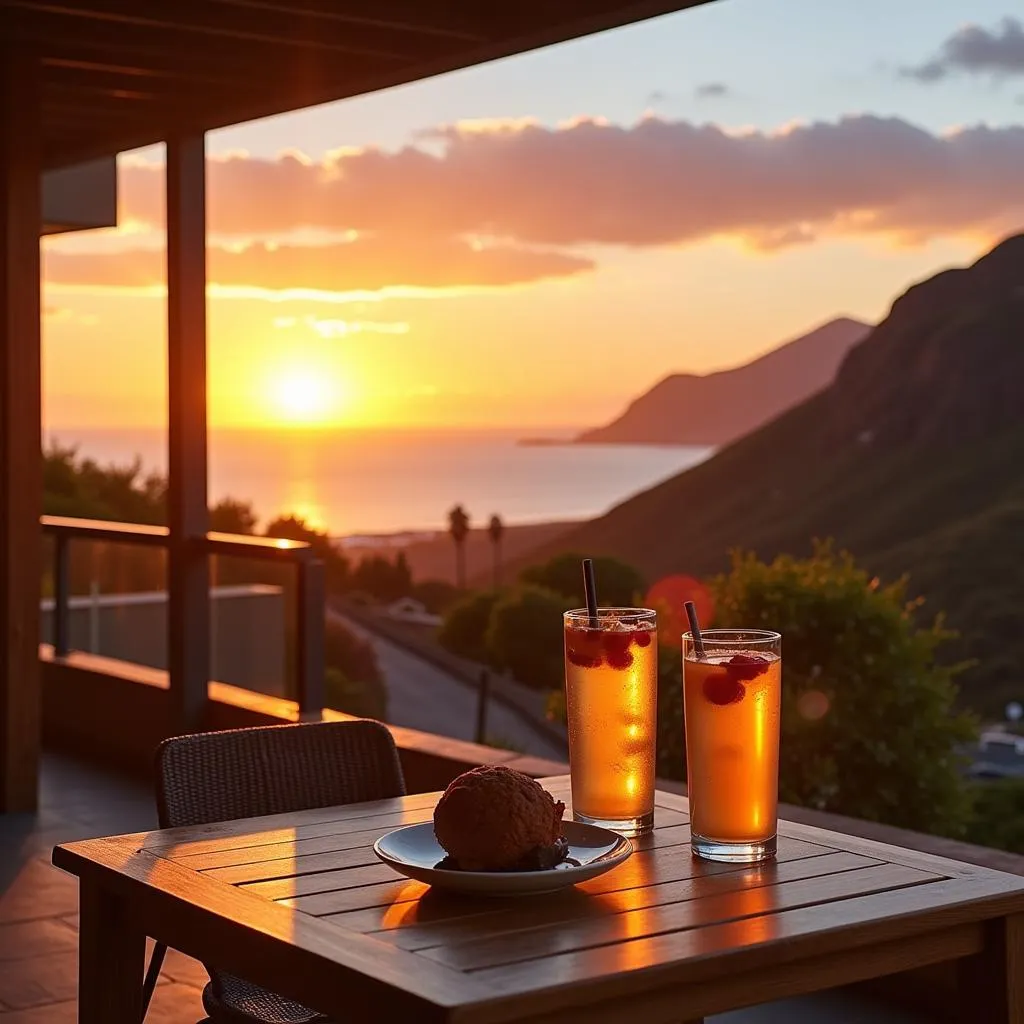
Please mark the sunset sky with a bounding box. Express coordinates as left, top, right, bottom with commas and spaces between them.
42, 0, 1024, 432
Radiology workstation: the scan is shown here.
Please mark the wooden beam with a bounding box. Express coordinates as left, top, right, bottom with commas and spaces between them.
43, 59, 269, 95
166, 133, 210, 733
6, 2, 441, 61
40, 46, 346, 89
201, 0, 484, 41
0, 49, 42, 812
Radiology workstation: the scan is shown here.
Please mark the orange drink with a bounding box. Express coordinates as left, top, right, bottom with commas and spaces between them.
683, 629, 781, 862
564, 608, 658, 837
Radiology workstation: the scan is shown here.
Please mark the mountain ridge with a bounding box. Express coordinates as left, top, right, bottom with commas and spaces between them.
576, 316, 870, 446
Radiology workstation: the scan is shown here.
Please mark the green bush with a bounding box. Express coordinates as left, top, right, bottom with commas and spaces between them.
520, 552, 646, 607
966, 778, 1024, 854
412, 578, 461, 614
324, 668, 388, 720
43, 442, 165, 525
209, 497, 257, 534
438, 589, 501, 664
655, 641, 685, 781
323, 617, 386, 719
709, 542, 975, 835
485, 585, 571, 691
351, 553, 412, 602
266, 514, 350, 592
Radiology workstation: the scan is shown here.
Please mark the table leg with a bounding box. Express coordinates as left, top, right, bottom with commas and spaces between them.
78, 881, 145, 1024
957, 913, 1022, 1023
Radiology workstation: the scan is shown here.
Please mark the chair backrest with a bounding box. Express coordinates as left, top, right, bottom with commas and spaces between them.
155, 720, 406, 828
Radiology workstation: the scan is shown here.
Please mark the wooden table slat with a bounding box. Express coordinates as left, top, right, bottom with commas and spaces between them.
249, 833, 831, 903
350, 851, 883, 948
146, 804, 441, 859
469, 875, 1024, 1000
209, 821, 693, 887
775, 816, 987, 878
176, 817, 434, 870
419, 863, 943, 971
154, 784, 688, 864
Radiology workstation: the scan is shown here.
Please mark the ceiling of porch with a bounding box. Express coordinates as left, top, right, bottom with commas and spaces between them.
1, 0, 715, 170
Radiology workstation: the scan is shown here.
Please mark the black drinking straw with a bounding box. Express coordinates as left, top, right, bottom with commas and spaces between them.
582, 558, 599, 628
684, 600, 707, 659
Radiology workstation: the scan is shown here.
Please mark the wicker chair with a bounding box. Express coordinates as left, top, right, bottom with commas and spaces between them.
141, 720, 406, 1024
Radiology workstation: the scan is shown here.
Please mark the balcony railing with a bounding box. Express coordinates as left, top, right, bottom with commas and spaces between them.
41, 515, 326, 714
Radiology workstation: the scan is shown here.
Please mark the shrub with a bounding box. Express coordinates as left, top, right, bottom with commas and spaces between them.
322, 617, 386, 719
520, 552, 646, 607
265, 514, 350, 592
209, 497, 257, 535
709, 542, 975, 835
655, 641, 685, 781
324, 668, 388, 720
351, 553, 412, 602
485, 585, 571, 690
966, 778, 1024, 854
412, 578, 461, 614
438, 589, 501, 664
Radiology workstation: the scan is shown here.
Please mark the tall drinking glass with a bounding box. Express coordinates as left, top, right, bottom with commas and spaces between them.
683, 629, 781, 862
563, 608, 658, 837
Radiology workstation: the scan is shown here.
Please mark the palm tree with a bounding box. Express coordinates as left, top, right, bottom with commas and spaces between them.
448, 504, 470, 589
487, 514, 505, 588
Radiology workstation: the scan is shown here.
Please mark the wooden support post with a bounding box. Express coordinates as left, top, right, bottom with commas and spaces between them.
297, 558, 325, 717
77, 883, 145, 1023
166, 133, 210, 732
0, 51, 42, 812
958, 913, 1023, 1023
475, 669, 490, 745
53, 533, 70, 657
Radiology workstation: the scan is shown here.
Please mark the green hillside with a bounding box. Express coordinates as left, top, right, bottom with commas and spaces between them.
523, 235, 1024, 716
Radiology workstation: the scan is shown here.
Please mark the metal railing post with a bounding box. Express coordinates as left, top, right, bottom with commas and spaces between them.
297, 558, 325, 716
53, 532, 70, 657
475, 669, 490, 744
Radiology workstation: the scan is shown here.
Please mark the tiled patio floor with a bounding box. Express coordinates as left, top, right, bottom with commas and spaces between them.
0, 753, 929, 1023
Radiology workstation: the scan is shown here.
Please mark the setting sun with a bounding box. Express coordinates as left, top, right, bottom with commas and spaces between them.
269, 368, 346, 426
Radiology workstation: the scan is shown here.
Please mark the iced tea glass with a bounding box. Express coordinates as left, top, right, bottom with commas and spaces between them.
683, 629, 781, 862
564, 608, 658, 837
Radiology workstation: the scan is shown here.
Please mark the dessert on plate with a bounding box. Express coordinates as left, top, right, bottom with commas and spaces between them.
433, 765, 568, 872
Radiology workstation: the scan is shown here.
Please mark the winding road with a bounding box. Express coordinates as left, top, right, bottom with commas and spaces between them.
329, 609, 567, 761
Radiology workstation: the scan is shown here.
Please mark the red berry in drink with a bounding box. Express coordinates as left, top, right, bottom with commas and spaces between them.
567, 647, 601, 668
633, 629, 652, 648
566, 628, 603, 668
602, 631, 634, 669
703, 672, 745, 706
606, 645, 634, 670
726, 654, 770, 682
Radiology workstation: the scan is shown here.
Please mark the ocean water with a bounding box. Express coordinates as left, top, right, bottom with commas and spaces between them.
45, 427, 712, 537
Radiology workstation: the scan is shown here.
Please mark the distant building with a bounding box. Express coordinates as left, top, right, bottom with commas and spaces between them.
386, 597, 442, 628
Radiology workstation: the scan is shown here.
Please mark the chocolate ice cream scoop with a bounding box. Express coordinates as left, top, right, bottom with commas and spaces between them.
433, 765, 567, 872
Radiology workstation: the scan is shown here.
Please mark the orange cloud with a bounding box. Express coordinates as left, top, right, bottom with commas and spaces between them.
43, 236, 594, 292
117, 115, 1024, 249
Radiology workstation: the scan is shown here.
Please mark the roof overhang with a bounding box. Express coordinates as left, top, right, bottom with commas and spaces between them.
0, 0, 716, 170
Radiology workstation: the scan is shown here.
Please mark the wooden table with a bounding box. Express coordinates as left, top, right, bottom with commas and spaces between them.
53, 777, 1024, 1023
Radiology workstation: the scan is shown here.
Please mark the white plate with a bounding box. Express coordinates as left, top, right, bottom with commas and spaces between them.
373, 820, 633, 896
